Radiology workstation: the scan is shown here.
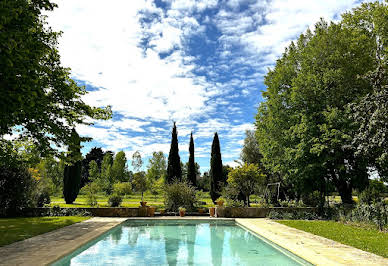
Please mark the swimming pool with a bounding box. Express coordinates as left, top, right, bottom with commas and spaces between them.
52, 219, 312, 265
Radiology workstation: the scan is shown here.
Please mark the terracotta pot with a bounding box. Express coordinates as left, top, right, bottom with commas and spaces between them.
179, 210, 185, 217
198, 208, 205, 214
148, 206, 155, 217
160, 209, 165, 215
216, 200, 224, 206
140, 201, 147, 207
209, 207, 215, 217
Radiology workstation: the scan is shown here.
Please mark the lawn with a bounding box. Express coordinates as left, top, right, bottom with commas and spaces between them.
50, 192, 265, 209
277, 220, 388, 258
0, 216, 90, 247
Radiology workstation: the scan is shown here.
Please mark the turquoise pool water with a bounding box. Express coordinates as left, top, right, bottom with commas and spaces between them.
53, 220, 311, 266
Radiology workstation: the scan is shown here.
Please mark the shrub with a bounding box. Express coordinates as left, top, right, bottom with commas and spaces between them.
35, 190, 51, 207
113, 182, 132, 196
81, 182, 99, 206
108, 194, 122, 207
301, 191, 324, 207
358, 186, 382, 205
268, 210, 319, 220
164, 180, 197, 211
0, 165, 36, 216
349, 202, 388, 230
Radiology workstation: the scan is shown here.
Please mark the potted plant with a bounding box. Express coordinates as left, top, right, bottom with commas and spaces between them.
148, 206, 156, 217
216, 198, 225, 206
179, 207, 186, 217
209, 206, 215, 217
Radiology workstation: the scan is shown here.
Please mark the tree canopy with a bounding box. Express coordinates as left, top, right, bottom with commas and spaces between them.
167, 123, 182, 183
0, 0, 111, 157
187, 132, 197, 186
210, 132, 223, 203
255, 2, 387, 203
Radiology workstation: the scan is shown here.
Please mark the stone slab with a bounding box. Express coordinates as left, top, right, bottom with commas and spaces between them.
236, 218, 388, 266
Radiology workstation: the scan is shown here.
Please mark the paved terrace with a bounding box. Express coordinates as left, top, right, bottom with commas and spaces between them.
0, 217, 387, 265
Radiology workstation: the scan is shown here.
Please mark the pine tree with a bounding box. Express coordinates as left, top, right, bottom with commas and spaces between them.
187, 132, 197, 186
167, 122, 182, 183
210, 132, 223, 203
63, 129, 82, 204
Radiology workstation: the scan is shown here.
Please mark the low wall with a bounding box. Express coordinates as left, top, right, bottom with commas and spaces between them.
215, 207, 318, 218
23, 207, 144, 217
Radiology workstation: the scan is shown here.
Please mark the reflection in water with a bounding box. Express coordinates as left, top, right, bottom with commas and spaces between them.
210, 223, 224, 266
110, 226, 122, 244
53, 221, 305, 266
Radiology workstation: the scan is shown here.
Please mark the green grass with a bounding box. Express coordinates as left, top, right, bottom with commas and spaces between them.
0, 216, 89, 247
277, 220, 388, 258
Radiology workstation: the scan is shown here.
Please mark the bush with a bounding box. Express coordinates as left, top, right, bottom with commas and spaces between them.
358, 186, 382, 205
108, 194, 122, 207
301, 191, 324, 207
80, 182, 99, 206
164, 180, 197, 211
0, 165, 37, 216
349, 202, 388, 230
35, 190, 51, 207
268, 210, 319, 220
113, 182, 132, 196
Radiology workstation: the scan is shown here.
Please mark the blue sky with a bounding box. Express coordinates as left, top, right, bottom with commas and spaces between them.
47, 0, 367, 172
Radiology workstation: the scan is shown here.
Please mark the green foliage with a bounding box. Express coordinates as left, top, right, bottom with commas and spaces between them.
133, 172, 149, 202
146, 151, 167, 182
0, 164, 37, 216
210, 132, 223, 203
111, 151, 129, 182
350, 202, 388, 231
164, 180, 197, 211
187, 132, 197, 186
112, 182, 132, 196
35, 157, 64, 195
108, 194, 123, 207
81, 148, 105, 187
226, 163, 265, 206
358, 186, 383, 205
63, 130, 82, 204
301, 190, 324, 207
167, 123, 182, 183
240, 130, 263, 165
131, 151, 143, 172
255, 3, 387, 203
0, 0, 111, 156
150, 177, 164, 199
35, 190, 51, 207
80, 182, 99, 206
197, 171, 210, 191
100, 152, 114, 194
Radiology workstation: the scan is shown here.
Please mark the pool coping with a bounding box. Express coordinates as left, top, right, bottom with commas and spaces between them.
0, 217, 386, 265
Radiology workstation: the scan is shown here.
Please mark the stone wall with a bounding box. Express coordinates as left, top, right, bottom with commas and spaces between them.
215, 207, 318, 218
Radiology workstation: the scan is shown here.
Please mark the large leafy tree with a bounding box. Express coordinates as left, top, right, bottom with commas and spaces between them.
0, 0, 111, 156
210, 132, 223, 203
346, 2, 388, 181
63, 129, 82, 204
167, 123, 182, 183
111, 151, 129, 182
146, 151, 167, 182
81, 147, 105, 187
187, 132, 197, 186
240, 130, 263, 165
256, 3, 385, 203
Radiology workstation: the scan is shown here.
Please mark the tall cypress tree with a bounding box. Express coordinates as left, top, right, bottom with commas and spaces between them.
63, 129, 82, 204
187, 132, 197, 186
210, 132, 223, 203
167, 122, 182, 183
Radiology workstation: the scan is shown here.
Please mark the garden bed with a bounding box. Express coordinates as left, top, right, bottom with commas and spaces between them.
215, 207, 318, 218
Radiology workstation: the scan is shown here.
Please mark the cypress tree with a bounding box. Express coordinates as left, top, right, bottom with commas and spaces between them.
187, 132, 197, 186
210, 132, 223, 203
167, 122, 182, 183
63, 129, 82, 204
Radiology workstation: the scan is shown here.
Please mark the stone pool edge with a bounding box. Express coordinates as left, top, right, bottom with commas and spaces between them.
0, 217, 128, 266
235, 218, 388, 266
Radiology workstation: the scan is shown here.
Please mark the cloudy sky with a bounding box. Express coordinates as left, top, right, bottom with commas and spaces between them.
47, 0, 367, 172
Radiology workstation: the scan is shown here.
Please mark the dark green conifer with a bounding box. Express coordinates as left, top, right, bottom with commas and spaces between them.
187, 132, 197, 186
63, 129, 82, 204
210, 132, 223, 203
167, 122, 182, 183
